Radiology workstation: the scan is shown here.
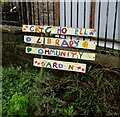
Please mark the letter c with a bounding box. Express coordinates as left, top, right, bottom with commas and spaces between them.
30, 26, 34, 32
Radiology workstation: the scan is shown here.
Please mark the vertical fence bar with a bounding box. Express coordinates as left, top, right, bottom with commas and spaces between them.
18, 2, 22, 25
76, 0, 79, 28
90, 1, 95, 41
37, 2, 40, 25
97, 1, 101, 46
83, 1, 86, 40
58, 1, 60, 27
32, 2, 35, 25
55, 0, 60, 38
47, 0, 50, 25
104, 1, 109, 50
59, 1, 61, 38
11, 2, 13, 8
90, 2, 95, 28
0, 2, 1, 24
47, 0, 50, 37
112, 0, 118, 50
53, 0, 55, 38
55, 0, 59, 26
28, 2, 32, 25
22, 1, 28, 24
83, 1, 86, 28
70, 0, 72, 39
42, 0, 44, 25
64, 0, 66, 38
53, 0, 55, 26
16, 1, 19, 22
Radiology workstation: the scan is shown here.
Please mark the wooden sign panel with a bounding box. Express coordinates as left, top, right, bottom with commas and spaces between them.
24, 35, 44, 44
26, 47, 96, 61
22, 25, 96, 37
33, 58, 86, 73
24, 35, 96, 50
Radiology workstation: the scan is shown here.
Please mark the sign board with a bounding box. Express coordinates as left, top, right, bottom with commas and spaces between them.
23, 25, 97, 73
24, 35, 96, 50
22, 25, 96, 37
33, 58, 86, 73
26, 47, 96, 61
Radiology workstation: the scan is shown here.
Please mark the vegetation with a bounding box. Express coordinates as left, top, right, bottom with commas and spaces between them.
2, 0, 8, 7
2, 65, 120, 117
7, 92, 29, 116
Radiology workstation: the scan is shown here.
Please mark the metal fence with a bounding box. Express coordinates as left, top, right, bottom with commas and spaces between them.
2, 2, 20, 25
2, 1, 120, 51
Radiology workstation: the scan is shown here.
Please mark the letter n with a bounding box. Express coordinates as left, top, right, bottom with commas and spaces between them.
68, 65, 74, 70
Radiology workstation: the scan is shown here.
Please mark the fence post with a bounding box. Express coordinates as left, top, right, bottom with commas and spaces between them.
55, 0, 59, 26
40, 34, 45, 76
28, 2, 32, 25
90, 2, 95, 28
22, 2, 28, 24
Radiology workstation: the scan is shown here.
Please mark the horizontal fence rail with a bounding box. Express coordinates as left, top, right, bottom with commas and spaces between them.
2, 1, 119, 51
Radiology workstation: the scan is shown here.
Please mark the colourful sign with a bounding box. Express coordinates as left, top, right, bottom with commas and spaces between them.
22, 25, 96, 37
26, 47, 96, 61
24, 35, 96, 50
33, 58, 86, 73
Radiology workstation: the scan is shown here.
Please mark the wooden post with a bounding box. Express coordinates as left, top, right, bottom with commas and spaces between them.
90, 2, 95, 28
76, 36, 79, 87
55, 0, 60, 26
40, 33, 45, 76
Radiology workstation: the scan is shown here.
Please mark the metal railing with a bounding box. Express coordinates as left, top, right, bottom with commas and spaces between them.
2, 1, 120, 51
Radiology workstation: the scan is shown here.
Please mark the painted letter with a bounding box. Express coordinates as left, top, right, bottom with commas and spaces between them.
84, 29, 88, 35
46, 62, 52, 68
62, 28, 67, 34
74, 29, 78, 35
45, 50, 50, 55
53, 62, 58, 68
38, 49, 44, 54
47, 38, 51, 44
56, 51, 60, 56
60, 51, 66, 57
71, 52, 77, 58
41, 62, 45, 67
57, 27, 62, 34
50, 50, 55, 55
79, 28, 83, 35
39, 27, 44, 33
61, 40, 69, 47
69, 41, 74, 47
55, 39, 60, 46
35, 26, 40, 32
35, 27, 44, 33
74, 40, 79, 47
30, 26, 34, 32
45, 27, 52, 33
68, 65, 74, 70
59, 64, 63, 68
79, 53, 83, 58
37, 38, 42, 43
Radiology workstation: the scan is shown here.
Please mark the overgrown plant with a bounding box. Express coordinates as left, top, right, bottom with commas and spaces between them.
2, 65, 120, 116
2, 66, 37, 116
7, 92, 29, 116
63, 104, 74, 117
28, 72, 65, 116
